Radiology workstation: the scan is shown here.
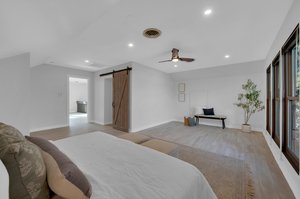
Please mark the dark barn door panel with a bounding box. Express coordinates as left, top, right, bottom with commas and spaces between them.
112, 70, 129, 132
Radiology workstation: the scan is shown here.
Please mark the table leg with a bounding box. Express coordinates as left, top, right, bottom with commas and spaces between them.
195, 117, 199, 125
222, 119, 225, 129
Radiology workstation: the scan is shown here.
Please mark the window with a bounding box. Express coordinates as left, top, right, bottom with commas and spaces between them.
266, 66, 271, 134
272, 54, 281, 147
282, 25, 299, 173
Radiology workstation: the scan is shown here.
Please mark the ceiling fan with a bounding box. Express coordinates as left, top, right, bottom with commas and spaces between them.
159, 48, 195, 63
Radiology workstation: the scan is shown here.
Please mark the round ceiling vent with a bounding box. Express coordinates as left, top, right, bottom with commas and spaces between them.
143, 28, 161, 38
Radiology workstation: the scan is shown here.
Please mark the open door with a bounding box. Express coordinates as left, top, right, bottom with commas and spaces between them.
112, 70, 129, 131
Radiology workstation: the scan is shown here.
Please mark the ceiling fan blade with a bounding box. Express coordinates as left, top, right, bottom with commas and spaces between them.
158, 60, 172, 63
179, 57, 195, 62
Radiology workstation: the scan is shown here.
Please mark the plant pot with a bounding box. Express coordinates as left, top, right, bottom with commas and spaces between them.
241, 124, 251, 133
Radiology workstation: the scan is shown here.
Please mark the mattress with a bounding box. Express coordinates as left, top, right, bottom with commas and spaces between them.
54, 132, 217, 199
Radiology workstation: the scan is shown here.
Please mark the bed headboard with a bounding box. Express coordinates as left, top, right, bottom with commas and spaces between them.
0, 160, 9, 199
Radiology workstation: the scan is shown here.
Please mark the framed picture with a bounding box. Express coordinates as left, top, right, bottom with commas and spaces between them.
178, 83, 185, 92
178, 93, 185, 102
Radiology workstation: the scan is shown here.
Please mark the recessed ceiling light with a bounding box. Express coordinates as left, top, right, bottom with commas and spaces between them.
225, 55, 230, 59
174, 65, 178, 68
204, 9, 212, 16
128, 43, 134, 47
85, 60, 90, 63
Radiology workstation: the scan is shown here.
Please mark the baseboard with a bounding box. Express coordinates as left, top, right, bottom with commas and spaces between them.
130, 120, 175, 133
91, 121, 112, 126
262, 130, 300, 198
30, 124, 68, 133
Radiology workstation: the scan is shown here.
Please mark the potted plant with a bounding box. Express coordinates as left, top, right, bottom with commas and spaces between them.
235, 79, 264, 132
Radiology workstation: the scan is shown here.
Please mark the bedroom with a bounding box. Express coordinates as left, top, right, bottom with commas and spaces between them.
0, 0, 300, 199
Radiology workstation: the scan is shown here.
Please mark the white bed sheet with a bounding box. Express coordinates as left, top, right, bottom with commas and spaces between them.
54, 132, 217, 199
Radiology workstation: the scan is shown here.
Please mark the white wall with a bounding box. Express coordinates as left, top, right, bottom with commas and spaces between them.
104, 78, 113, 124
171, 60, 265, 131
69, 80, 88, 113
130, 62, 175, 132
0, 53, 30, 135
94, 75, 105, 125
263, 0, 300, 198
30, 64, 94, 132
94, 62, 175, 131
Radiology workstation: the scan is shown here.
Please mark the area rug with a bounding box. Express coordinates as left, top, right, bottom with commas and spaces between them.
170, 144, 254, 199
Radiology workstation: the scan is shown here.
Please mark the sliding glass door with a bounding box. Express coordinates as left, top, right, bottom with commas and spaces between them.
282, 25, 299, 173
272, 55, 281, 146
266, 67, 271, 134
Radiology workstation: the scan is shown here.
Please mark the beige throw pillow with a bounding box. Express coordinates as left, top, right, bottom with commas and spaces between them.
42, 151, 88, 199
25, 136, 92, 197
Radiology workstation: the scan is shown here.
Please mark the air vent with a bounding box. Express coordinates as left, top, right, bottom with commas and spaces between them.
143, 28, 161, 38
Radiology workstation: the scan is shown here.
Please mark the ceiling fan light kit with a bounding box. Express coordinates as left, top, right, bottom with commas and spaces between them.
159, 48, 195, 63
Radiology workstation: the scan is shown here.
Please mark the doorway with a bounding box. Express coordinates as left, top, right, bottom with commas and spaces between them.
68, 77, 88, 126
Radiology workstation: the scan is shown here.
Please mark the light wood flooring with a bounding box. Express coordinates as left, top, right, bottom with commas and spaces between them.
140, 122, 295, 199
31, 122, 125, 141
31, 121, 295, 199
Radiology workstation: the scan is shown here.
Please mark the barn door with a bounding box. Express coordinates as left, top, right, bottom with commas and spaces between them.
112, 70, 129, 131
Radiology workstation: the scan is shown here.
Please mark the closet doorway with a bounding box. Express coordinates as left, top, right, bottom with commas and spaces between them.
100, 67, 130, 132
103, 76, 113, 125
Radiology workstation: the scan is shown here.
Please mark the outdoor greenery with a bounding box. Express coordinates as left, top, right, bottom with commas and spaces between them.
235, 79, 265, 125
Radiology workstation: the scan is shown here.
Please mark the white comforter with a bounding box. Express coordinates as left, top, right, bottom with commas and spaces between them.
54, 132, 217, 199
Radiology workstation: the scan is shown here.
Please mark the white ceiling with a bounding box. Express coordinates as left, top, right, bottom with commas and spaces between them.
0, 0, 294, 73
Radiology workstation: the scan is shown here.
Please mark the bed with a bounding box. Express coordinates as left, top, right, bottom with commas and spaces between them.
0, 131, 216, 199
52, 132, 217, 199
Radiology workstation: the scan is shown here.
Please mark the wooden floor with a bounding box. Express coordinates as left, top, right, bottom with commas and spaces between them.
31, 122, 125, 141
140, 122, 295, 199
31, 121, 295, 199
